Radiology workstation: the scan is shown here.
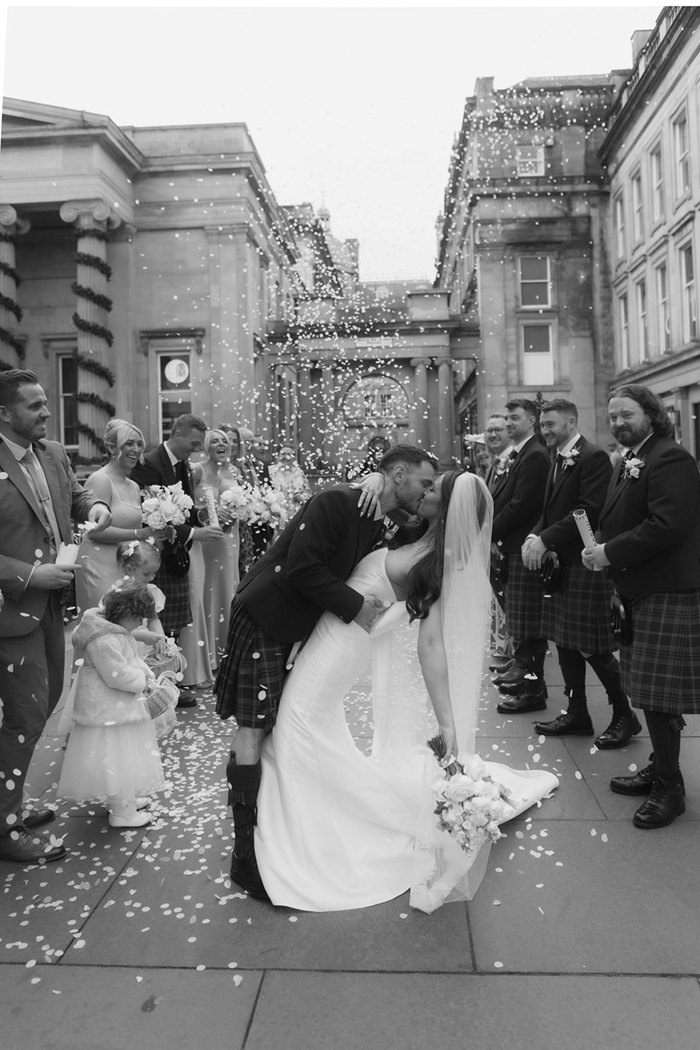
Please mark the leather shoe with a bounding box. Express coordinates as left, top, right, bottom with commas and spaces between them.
497, 689, 547, 714
534, 712, 594, 736
0, 828, 67, 864
610, 755, 685, 796
176, 688, 198, 709
633, 776, 685, 828
230, 849, 270, 901
594, 713, 642, 750
22, 808, 56, 830
494, 666, 528, 693
489, 657, 514, 673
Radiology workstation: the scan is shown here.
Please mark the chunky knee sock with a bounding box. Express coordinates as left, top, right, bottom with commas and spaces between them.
226, 753, 262, 858
556, 646, 588, 716
644, 711, 682, 780
585, 652, 632, 717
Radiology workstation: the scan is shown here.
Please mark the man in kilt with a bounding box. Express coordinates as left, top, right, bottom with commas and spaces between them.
583, 385, 700, 828
214, 445, 437, 898
521, 399, 641, 747
491, 400, 550, 714
484, 414, 514, 673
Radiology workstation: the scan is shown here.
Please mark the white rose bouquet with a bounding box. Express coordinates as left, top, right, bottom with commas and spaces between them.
141, 482, 194, 530
427, 735, 512, 856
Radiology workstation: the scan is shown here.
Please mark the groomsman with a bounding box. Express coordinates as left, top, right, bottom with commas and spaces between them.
521, 399, 640, 746
484, 414, 513, 672
583, 385, 700, 828
491, 400, 549, 713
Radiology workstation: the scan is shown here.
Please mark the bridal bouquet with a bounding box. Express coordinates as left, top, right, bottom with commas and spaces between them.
220, 482, 284, 527
427, 735, 512, 856
141, 482, 194, 530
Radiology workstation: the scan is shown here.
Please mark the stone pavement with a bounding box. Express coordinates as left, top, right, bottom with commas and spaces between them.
2, 636, 700, 1050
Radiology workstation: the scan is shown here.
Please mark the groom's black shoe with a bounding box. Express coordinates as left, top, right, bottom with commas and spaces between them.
230, 849, 270, 901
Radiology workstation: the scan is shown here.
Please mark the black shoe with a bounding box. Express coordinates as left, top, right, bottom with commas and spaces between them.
495, 666, 528, 693
0, 829, 67, 864
610, 754, 656, 795
594, 713, 642, 750
497, 686, 547, 715
22, 808, 56, 830
230, 849, 270, 901
176, 688, 198, 709
633, 776, 686, 829
489, 657, 514, 674
534, 712, 594, 736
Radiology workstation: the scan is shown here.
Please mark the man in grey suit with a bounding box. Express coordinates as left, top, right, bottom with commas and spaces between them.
0, 369, 111, 864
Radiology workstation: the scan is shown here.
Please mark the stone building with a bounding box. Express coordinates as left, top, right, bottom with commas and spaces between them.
599, 5, 700, 454
435, 71, 628, 445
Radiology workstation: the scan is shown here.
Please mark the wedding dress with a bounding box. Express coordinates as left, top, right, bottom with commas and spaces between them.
256, 474, 558, 913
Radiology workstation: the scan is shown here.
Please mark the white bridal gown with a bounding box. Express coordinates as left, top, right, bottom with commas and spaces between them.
256, 547, 559, 914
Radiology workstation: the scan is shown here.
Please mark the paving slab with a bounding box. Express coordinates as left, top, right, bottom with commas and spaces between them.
243, 972, 700, 1050
0, 963, 262, 1050
469, 820, 700, 973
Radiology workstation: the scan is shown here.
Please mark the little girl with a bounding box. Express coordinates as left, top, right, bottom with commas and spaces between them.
57, 586, 168, 828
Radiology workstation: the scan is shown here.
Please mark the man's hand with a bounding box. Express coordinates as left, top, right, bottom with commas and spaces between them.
354, 595, 387, 632
87, 503, 112, 534
351, 472, 384, 518
29, 564, 78, 590
193, 525, 224, 542
521, 534, 547, 571
581, 543, 609, 572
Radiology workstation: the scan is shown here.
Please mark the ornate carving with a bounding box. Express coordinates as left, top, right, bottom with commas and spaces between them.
0, 206, 30, 235
60, 199, 121, 231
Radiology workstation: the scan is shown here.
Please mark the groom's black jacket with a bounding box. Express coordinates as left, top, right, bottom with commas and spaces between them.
236, 484, 384, 643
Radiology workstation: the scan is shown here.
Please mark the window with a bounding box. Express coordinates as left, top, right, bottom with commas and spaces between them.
655, 262, 670, 353
650, 145, 664, 223
516, 144, 545, 177
631, 172, 644, 242
158, 352, 192, 440
57, 352, 79, 450
521, 323, 554, 385
673, 110, 691, 197
519, 256, 551, 308
342, 375, 409, 426
680, 243, 697, 342
619, 294, 630, 369
614, 195, 626, 260
635, 279, 648, 361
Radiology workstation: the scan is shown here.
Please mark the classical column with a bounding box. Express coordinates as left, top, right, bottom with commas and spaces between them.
60, 200, 121, 460
437, 358, 455, 467
0, 206, 30, 369
410, 357, 430, 447
319, 364, 336, 466
296, 363, 314, 467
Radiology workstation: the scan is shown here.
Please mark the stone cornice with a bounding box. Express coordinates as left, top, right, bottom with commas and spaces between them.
1, 123, 144, 177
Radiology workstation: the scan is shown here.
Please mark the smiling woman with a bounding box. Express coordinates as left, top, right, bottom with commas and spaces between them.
74, 419, 154, 614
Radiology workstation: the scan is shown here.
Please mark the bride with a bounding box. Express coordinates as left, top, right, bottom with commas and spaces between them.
255, 470, 558, 913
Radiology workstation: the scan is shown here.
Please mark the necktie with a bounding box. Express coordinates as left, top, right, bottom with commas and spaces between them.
22, 447, 62, 549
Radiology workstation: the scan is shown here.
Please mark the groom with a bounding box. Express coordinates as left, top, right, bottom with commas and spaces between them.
214, 444, 437, 898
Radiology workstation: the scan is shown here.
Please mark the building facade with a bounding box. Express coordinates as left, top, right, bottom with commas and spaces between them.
599, 5, 700, 454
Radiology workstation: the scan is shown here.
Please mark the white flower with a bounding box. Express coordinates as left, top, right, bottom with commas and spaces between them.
562, 447, 580, 469
141, 483, 193, 528
623, 456, 645, 480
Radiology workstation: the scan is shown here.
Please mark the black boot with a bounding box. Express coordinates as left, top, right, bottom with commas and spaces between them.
226, 754, 269, 901
610, 753, 656, 795
633, 774, 686, 829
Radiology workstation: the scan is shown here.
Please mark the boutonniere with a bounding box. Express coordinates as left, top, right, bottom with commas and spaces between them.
623, 456, 645, 480
494, 459, 511, 479
562, 448, 580, 470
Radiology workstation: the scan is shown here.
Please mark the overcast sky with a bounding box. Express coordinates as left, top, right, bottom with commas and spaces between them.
1, 2, 661, 282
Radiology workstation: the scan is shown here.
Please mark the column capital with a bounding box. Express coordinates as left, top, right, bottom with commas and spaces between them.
0, 206, 30, 235
410, 357, 430, 369
60, 199, 121, 231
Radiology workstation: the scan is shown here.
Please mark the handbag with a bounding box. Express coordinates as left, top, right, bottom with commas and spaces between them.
541, 551, 564, 596
610, 590, 633, 645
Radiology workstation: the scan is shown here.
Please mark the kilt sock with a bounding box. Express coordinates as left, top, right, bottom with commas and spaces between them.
644, 711, 684, 780
556, 646, 588, 715
514, 637, 548, 678
226, 753, 262, 858
585, 652, 632, 717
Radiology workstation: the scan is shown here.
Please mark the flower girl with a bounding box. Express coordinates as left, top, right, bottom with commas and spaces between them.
57, 586, 170, 827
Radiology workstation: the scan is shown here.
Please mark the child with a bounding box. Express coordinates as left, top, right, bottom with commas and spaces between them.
57, 587, 168, 828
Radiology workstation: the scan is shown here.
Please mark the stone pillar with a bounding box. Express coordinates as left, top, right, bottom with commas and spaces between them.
0, 206, 30, 369
296, 362, 314, 467
410, 357, 430, 447
319, 364, 336, 465
437, 358, 455, 468
60, 200, 120, 460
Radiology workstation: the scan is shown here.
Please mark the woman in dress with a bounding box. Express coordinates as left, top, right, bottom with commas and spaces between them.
194, 429, 240, 672
75, 420, 152, 613
220, 425, 263, 575
268, 444, 311, 529
255, 471, 558, 913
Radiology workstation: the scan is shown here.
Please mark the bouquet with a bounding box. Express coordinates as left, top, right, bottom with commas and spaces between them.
141, 482, 193, 530
427, 734, 512, 855
220, 482, 284, 527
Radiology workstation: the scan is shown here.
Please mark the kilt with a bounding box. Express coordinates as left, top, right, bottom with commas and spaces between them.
541, 563, 616, 652
505, 554, 544, 640
155, 566, 191, 638
618, 589, 700, 714
214, 597, 293, 731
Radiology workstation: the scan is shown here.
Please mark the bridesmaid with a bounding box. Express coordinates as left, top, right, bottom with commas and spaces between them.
75, 420, 153, 613
195, 429, 240, 672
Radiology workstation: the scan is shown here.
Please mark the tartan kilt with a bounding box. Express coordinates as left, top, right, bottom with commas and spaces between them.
618, 589, 700, 714
541, 563, 616, 652
155, 566, 192, 638
505, 554, 544, 640
214, 597, 293, 731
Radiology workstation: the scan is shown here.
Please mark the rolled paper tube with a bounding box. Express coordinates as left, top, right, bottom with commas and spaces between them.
55, 542, 79, 566
573, 509, 597, 549
203, 486, 220, 528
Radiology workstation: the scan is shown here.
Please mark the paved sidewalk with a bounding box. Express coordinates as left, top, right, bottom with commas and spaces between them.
1, 640, 700, 1050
